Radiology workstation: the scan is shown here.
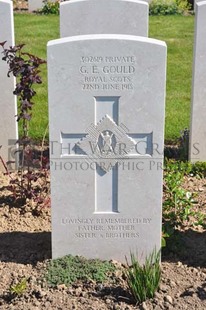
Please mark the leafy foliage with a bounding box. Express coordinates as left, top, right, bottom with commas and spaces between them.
125, 249, 161, 303
176, 0, 191, 13
46, 255, 116, 287
149, 0, 191, 15
187, 161, 206, 178
0, 42, 49, 207
162, 160, 206, 244
0, 42, 46, 140
39, 0, 60, 15
164, 160, 194, 224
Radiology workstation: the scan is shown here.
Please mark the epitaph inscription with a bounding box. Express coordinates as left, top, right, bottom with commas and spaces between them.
61, 217, 152, 239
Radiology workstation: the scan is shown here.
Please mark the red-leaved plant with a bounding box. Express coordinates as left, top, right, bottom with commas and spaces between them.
0, 41, 50, 211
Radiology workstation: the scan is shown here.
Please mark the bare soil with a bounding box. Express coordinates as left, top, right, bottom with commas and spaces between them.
0, 168, 206, 310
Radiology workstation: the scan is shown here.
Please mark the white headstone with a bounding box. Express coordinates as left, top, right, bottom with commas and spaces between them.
189, 1, 206, 162
48, 34, 166, 262
0, 0, 18, 170
28, 0, 43, 12
194, 0, 202, 12
60, 0, 149, 37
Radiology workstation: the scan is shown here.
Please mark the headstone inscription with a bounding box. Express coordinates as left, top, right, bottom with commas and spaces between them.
60, 0, 149, 38
189, 1, 206, 162
48, 34, 167, 262
0, 0, 18, 170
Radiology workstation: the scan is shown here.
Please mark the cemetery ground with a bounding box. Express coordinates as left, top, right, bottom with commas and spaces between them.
0, 159, 206, 309
1, 10, 206, 310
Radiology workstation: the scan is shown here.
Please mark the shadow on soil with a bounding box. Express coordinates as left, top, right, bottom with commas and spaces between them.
0, 231, 51, 265
196, 283, 206, 300
1, 229, 205, 267
162, 228, 206, 268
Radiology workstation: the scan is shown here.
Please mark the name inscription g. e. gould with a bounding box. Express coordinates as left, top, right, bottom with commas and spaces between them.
79, 55, 136, 91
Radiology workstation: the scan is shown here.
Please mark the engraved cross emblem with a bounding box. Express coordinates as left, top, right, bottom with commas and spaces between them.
61, 96, 152, 213
100, 130, 114, 154
77, 114, 136, 172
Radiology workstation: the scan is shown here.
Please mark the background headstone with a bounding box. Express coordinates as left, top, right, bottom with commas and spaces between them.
194, 0, 203, 12
0, 0, 18, 170
189, 1, 206, 162
28, 0, 52, 12
60, 0, 149, 37
48, 34, 166, 262
28, 0, 43, 12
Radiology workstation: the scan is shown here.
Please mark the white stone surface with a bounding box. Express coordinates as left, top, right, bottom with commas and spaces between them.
60, 0, 149, 37
48, 34, 166, 262
189, 1, 206, 162
0, 0, 18, 169
194, 0, 203, 12
28, 0, 44, 12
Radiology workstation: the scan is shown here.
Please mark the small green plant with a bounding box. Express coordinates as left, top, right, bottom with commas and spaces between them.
125, 249, 161, 303
10, 278, 27, 296
188, 161, 206, 178
161, 229, 170, 248
149, 0, 191, 15
46, 255, 116, 287
163, 160, 206, 243
176, 0, 191, 13
39, 0, 60, 15
193, 212, 206, 229
163, 160, 194, 236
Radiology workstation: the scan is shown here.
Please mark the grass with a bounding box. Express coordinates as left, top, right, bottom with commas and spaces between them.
13, 14, 194, 142
125, 249, 161, 303
14, 14, 59, 140
149, 15, 194, 142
